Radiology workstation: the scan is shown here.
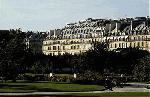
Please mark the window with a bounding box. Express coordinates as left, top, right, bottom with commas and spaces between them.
77, 45, 80, 49
126, 37, 128, 41
48, 46, 51, 50
115, 44, 117, 48
71, 46, 73, 49
130, 43, 132, 47
92, 39, 94, 42
119, 43, 121, 48
138, 36, 141, 40
126, 43, 128, 48
142, 42, 144, 46
53, 46, 56, 50
123, 38, 125, 41
110, 44, 112, 48
70, 41, 73, 44
119, 38, 121, 41
146, 36, 148, 40
58, 46, 60, 50
113, 37, 114, 40
142, 36, 144, 40
122, 43, 124, 48
137, 42, 140, 47
63, 46, 65, 50
134, 43, 136, 47
134, 37, 136, 40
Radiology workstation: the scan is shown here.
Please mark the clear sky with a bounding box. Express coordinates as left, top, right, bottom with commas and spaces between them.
0, 0, 149, 31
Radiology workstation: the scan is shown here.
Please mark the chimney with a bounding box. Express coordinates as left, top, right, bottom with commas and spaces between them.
109, 23, 111, 33
131, 21, 133, 31
116, 22, 118, 32
54, 29, 56, 37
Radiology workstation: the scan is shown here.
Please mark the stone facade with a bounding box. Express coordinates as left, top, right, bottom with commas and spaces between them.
42, 17, 150, 55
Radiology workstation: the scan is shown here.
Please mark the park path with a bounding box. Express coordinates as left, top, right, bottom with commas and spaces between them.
0, 83, 149, 96
0, 87, 149, 96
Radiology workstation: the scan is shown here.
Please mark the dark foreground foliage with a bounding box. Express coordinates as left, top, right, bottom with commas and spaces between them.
0, 29, 150, 82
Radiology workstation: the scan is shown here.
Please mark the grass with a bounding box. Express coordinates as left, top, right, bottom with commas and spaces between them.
0, 81, 149, 97
0, 92, 149, 97
0, 81, 104, 93
67, 92, 150, 97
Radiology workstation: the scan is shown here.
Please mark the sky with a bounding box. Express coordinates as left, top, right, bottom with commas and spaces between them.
0, 0, 149, 31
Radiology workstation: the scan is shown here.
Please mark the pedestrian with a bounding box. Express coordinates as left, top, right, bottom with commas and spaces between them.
104, 78, 113, 91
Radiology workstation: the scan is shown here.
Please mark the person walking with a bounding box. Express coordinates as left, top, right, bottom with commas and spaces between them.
104, 78, 113, 91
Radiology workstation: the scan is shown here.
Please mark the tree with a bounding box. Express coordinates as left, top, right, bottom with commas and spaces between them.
0, 29, 28, 82
30, 53, 49, 74
133, 55, 150, 82
119, 47, 149, 75
82, 42, 109, 74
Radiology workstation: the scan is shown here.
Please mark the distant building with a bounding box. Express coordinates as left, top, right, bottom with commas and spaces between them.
42, 17, 150, 55
26, 31, 48, 54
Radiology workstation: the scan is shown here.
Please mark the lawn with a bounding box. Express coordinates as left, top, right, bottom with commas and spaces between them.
67, 92, 150, 97
0, 92, 149, 97
0, 81, 104, 93
0, 81, 149, 97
